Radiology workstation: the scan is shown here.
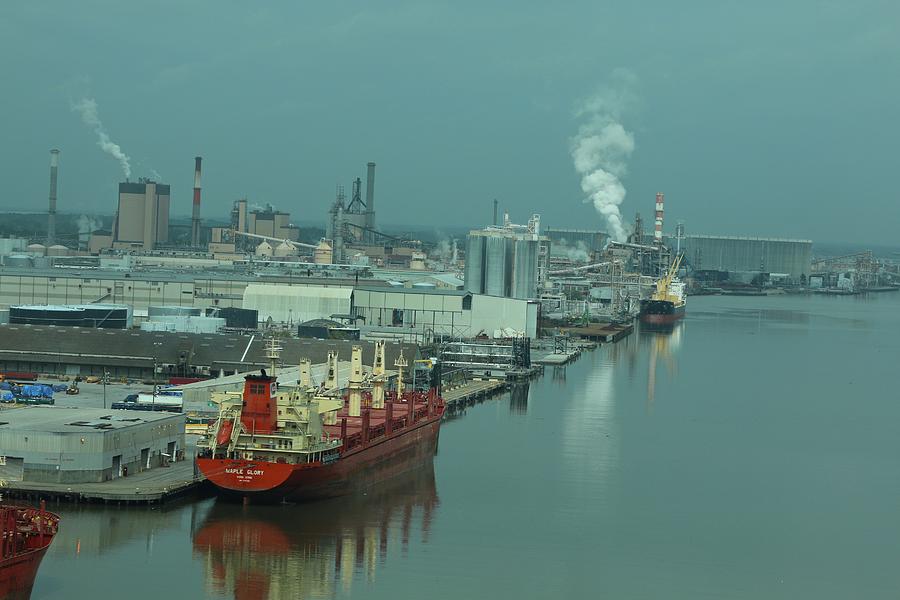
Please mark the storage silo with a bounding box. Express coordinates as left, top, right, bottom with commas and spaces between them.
255, 241, 273, 257
512, 239, 539, 299
464, 233, 485, 294
313, 240, 333, 264
26, 243, 46, 256
274, 241, 296, 257
483, 235, 509, 296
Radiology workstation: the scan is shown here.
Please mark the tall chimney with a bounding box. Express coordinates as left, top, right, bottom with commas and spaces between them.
48, 149, 60, 245
365, 162, 376, 233
654, 192, 664, 245
493, 198, 498, 226
191, 156, 202, 247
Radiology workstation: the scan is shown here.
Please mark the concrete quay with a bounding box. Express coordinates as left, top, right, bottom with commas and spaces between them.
1, 456, 203, 505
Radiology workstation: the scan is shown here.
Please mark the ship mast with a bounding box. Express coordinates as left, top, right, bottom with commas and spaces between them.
264, 336, 283, 375
394, 352, 407, 398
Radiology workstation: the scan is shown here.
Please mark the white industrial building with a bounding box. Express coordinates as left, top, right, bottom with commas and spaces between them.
243, 284, 353, 325
353, 286, 538, 340
0, 407, 184, 483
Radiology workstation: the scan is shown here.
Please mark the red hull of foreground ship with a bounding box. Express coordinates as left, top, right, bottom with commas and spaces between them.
0, 502, 59, 600
196, 343, 445, 503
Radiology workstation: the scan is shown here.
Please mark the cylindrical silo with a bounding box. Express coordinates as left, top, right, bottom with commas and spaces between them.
464, 234, 485, 294
483, 234, 509, 297
512, 239, 539, 299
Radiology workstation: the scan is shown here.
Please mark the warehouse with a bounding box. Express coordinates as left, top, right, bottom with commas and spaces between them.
0, 265, 376, 314
242, 284, 353, 325
0, 324, 418, 381
681, 235, 813, 281
0, 407, 184, 484
353, 286, 538, 340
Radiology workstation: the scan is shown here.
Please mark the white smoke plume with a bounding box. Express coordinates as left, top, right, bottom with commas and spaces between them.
552, 239, 590, 262
72, 98, 132, 179
76, 215, 103, 235
570, 73, 637, 242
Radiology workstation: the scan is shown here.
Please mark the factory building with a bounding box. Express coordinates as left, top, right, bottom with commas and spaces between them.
681, 235, 813, 281
353, 287, 538, 340
112, 180, 170, 251
0, 407, 184, 483
210, 201, 299, 256
464, 214, 550, 300
327, 162, 378, 261
247, 206, 298, 240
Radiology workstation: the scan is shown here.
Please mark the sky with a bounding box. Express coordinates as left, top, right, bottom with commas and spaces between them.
2, 1, 898, 244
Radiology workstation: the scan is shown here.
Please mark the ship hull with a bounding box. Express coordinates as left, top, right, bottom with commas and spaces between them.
197, 414, 442, 503
0, 540, 52, 600
640, 300, 686, 324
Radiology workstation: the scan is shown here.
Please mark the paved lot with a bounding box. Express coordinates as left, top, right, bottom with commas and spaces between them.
52, 381, 153, 409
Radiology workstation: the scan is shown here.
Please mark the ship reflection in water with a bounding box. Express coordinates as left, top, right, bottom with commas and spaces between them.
640, 320, 683, 407
192, 466, 439, 600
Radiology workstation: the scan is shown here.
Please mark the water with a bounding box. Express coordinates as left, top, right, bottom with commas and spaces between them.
32, 293, 900, 599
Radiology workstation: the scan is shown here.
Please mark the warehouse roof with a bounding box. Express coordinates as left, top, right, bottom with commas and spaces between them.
0, 406, 178, 433
0, 324, 419, 370
355, 286, 470, 297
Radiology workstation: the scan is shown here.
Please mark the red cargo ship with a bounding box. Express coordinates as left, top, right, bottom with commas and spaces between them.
0, 501, 59, 600
196, 342, 444, 503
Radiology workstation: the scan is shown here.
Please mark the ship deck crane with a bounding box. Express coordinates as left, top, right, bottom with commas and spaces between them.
654, 253, 684, 300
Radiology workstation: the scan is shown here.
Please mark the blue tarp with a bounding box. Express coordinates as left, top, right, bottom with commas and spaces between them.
0, 382, 10, 390
52, 384, 69, 392
1, 391, 14, 401
19, 384, 54, 399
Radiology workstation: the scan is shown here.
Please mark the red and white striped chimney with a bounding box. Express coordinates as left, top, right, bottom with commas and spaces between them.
191, 156, 202, 247
654, 192, 664, 245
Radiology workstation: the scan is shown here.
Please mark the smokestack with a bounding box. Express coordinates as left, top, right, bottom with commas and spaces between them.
365, 162, 376, 234
654, 192, 664, 245
191, 156, 202, 247
48, 149, 60, 245
493, 199, 498, 226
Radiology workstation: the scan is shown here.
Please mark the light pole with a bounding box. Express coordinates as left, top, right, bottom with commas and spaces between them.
151, 341, 163, 411
102, 369, 109, 409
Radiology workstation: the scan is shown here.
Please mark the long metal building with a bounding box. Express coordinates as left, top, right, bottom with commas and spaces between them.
681, 235, 813, 280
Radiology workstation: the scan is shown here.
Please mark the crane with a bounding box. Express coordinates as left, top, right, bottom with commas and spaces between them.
653, 253, 684, 301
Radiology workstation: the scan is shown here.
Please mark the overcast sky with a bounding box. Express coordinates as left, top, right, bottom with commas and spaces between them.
2, 1, 898, 243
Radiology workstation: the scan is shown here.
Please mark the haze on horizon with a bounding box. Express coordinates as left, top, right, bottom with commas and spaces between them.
2, 1, 898, 245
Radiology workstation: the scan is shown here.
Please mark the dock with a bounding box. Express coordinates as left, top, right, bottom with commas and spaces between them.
559, 322, 634, 343
442, 378, 507, 413
1, 456, 203, 505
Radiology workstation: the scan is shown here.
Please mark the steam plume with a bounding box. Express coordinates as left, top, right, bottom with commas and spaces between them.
72, 98, 132, 179
570, 74, 636, 242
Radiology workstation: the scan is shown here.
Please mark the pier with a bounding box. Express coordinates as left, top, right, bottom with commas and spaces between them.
1, 455, 203, 505
441, 378, 508, 413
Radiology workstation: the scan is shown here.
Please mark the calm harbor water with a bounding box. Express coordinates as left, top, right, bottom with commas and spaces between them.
32, 292, 900, 599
